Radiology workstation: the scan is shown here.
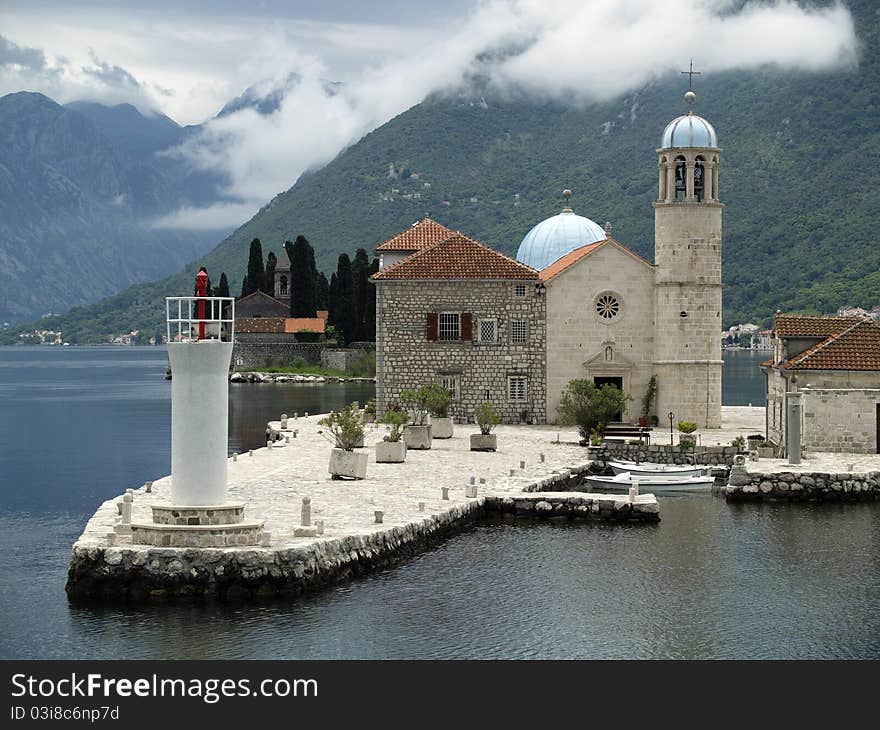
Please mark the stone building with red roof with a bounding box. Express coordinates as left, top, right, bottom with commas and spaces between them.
763, 313, 880, 453
371, 87, 724, 426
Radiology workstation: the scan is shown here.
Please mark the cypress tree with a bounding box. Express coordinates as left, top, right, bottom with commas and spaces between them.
287, 235, 318, 316
316, 271, 330, 311
216, 272, 230, 298
335, 253, 355, 344
352, 248, 371, 342
239, 275, 249, 299
366, 257, 379, 341
244, 238, 265, 296
328, 271, 339, 326
263, 252, 277, 296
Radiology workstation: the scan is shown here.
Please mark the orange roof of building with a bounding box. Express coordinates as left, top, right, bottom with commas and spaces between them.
779, 318, 880, 371
539, 238, 654, 282
284, 318, 326, 334
375, 216, 455, 252
372, 232, 539, 281
774, 313, 856, 338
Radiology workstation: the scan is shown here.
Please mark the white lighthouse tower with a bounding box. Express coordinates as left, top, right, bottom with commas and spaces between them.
653, 67, 723, 429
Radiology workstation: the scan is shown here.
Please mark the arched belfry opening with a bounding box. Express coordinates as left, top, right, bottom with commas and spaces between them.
694, 156, 705, 202
674, 156, 687, 201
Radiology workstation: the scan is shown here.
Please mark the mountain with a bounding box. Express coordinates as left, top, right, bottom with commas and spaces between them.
8, 0, 880, 341
216, 73, 343, 117
0, 92, 225, 324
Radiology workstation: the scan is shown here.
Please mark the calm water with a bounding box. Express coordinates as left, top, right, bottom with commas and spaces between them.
1, 347, 877, 660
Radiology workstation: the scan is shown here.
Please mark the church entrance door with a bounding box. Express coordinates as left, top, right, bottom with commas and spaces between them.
594, 376, 624, 423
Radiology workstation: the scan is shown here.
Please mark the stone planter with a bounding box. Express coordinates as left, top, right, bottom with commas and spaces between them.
757, 446, 775, 458
404, 424, 432, 450
431, 416, 454, 439
470, 433, 497, 452
586, 446, 602, 460
376, 440, 407, 463
328, 448, 368, 479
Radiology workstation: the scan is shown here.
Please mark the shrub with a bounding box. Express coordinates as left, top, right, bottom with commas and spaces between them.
318, 405, 364, 451
349, 351, 376, 377
677, 421, 698, 434
422, 383, 452, 417
291, 356, 307, 369
295, 330, 321, 343
380, 409, 409, 442
589, 429, 603, 447
731, 435, 746, 448
556, 379, 632, 439
641, 375, 657, 419
364, 398, 376, 416
400, 388, 430, 425
474, 402, 500, 435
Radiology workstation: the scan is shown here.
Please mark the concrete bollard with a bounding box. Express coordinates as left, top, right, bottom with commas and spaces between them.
315, 520, 324, 535
121, 493, 133, 524
465, 484, 477, 498
479, 478, 486, 485
540, 453, 545, 463
628, 487, 637, 503
267, 440, 273, 449
249, 449, 254, 457
520, 460, 526, 470
301, 497, 311, 527
280, 417, 288, 430
145, 481, 153, 493
441, 487, 450, 500
509, 469, 515, 477
374, 510, 384, 524
232, 452, 238, 462
418, 502, 425, 512
285, 436, 290, 444
632, 479, 639, 496
469, 476, 475, 486
125, 488, 134, 499
305, 411, 309, 418
294, 412, 299, 419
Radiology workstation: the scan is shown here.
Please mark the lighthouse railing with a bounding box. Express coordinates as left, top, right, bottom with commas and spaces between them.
165, 296, 235, 343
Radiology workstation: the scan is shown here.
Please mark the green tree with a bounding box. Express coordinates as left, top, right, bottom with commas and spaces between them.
239, 275, 249, 299
556, 379, 632, 439
262, 251, 277, 296
352, 248, 371, 342
328, 272, 339, 326
215, 272, 230, 299
287, 235, 318, 316
334, 253, 355, 343
316, 271, 330, 311
244, 238, 264, 296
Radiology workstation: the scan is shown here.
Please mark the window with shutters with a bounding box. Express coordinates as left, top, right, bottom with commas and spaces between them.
508, 376, 527, 402
439, 375, 460, 400
439, 312, 460, 341
477, 318, 497, 344
511, 319, 527, 344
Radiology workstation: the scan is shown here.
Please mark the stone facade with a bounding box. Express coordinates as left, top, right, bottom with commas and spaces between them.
321, 345, 375, 373
544, 242, 656, 423
375, 280, 546, 423
801, 386, 880, 453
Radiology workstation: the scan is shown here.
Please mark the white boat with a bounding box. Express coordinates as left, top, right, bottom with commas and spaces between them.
608, 460, 709, 478
586, 471, 715, 493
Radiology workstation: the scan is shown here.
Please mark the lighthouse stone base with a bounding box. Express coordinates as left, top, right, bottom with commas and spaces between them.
130, 503, 264, 548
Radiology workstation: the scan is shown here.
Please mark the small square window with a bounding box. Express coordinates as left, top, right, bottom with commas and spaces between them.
511, 320, 527, 344
515, 284, 527, 297
508, 376, 527, 402
478, 318, 497, 343
439, 312, 460, 341
439, 375, 460, 400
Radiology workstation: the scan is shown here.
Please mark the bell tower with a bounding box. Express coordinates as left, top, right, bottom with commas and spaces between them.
653, 68, 723, 429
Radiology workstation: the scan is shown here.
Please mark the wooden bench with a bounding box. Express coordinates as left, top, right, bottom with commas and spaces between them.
602, 424, 653, 444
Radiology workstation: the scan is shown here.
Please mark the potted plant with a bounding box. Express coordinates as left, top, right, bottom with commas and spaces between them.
401, 387, 432, 449
586, 429, 604, 459
677, 421, 698, 449
363, 398, 376, 424
731, 435, 746, 450
377, 407, 409, 463
424, 384, 454, 438
640, 375, 657, 427
319, 405, 368, 479
470, 402, 499, 451
757, 440, 776, 458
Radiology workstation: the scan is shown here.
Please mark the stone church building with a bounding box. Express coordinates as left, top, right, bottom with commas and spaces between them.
373, 90, 723, 427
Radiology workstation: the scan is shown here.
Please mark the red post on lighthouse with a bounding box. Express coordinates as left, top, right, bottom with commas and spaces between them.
195, 269, 209, 340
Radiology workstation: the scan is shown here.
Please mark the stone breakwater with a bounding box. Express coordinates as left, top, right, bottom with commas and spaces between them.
229, 371, 375, 384
726, 470, 880, 502
66, 492, 658, 601
594, 442, 743, 467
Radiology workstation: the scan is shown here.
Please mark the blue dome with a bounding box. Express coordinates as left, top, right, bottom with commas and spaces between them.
660, 112, 718, 148
516, 209, 606, 270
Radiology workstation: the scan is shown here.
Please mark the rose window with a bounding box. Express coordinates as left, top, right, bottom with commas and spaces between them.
595, 294, 620, 321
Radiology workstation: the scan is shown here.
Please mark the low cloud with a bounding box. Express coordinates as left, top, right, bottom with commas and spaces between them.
158, 0, 857, 231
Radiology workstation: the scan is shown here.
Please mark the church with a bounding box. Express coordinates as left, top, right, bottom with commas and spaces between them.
373, 86, 723, 428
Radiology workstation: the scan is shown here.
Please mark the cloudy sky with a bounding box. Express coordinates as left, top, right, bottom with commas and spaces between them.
0, 0, 859, 229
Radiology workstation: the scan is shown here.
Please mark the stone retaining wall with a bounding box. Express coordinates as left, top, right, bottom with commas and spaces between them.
596, 442, 742, 466
725, 470, 880, 502
231, 341, 325, 370
66, 490, 657, 601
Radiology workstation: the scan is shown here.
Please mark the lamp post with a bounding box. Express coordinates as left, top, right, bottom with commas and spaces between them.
668, 411, 675, 446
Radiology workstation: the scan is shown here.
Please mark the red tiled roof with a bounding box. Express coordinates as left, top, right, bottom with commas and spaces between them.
375, 216, 455, 252
774, 313, 856, 338
780, 318, 880, 371
539, 237, 654, 282
284, 318, 326, 334
236, 317, 286, 334
372, 232, 539, 281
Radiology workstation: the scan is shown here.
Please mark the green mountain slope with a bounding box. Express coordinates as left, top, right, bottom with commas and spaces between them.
14, 0, 879, 342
